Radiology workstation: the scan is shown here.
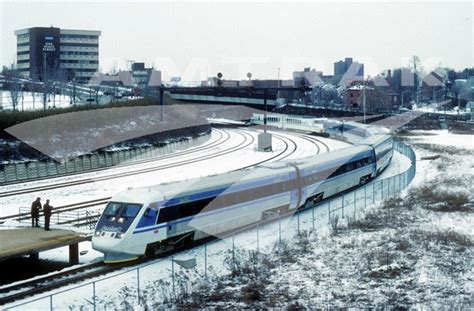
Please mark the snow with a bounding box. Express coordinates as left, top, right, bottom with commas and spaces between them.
8, 128, 470, 309
408, 130, 474, 149
0, 91, 73, 111
1, 131, 415, 310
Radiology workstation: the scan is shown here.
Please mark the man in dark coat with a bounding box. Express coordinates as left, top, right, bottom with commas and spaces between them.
31, 197, 41, 227
43, 199, 53, 231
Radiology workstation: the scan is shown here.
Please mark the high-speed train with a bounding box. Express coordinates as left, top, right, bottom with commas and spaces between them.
92, 134, 393, 263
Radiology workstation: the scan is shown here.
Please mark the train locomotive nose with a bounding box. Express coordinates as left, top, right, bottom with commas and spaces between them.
92, 236, 139, 263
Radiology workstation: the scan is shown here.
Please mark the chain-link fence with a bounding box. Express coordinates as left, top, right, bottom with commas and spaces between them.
5, 140, 416, 310
0, 134, 210, 184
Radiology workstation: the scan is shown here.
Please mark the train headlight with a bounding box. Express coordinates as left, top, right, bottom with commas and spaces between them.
118, 217, 124, 223
94, 231, 101, 236
111, 217, 116, 221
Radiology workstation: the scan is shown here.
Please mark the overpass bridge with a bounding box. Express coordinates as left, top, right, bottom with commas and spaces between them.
150, 85, 308, 109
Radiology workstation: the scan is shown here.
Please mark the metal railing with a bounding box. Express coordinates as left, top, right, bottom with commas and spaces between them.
0, 134, 210, 184
4, 140, 416, 310
18, 207, 101, 230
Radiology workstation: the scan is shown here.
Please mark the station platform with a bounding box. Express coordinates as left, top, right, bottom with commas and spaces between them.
0, 228, 91, 264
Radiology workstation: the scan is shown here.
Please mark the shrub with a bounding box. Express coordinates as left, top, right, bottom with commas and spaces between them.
408, 186, 471, 212
411, 229, 473, 248
223, 249, 274, 280
273, 239, 297, 264
241, 279, 263, 303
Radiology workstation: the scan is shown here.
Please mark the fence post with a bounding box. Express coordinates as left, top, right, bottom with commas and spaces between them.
388, 178, 391, 197
381, 180, 384, 200
341, 194, 344, 219
204, 244, 207, 279
327, 201, 330, 225
50, 294, 53, 311
232, 234, 235, 271
257, 223, 260, 252
171, 257, 175, 293
373, 182, 376, 204
137, 268, 140, 301
297, 211, 300, 234
278, 213, 281, 245
312, 205, 315, 231
354, 190, 357, 219
93, 281, 96, 311
364, 185, 367, 210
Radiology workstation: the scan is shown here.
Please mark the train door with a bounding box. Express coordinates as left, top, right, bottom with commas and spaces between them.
371, 147, 377, 178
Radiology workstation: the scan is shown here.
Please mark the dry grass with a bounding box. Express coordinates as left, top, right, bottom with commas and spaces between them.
407, 186, 471, 212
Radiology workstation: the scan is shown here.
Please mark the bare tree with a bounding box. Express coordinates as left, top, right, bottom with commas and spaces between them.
4, 64, 22, 111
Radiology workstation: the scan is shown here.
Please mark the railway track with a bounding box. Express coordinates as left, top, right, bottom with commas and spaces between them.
0, 127, 310, 199
0, 183, 335, 307
0, 129, 222, 188
0, 128, 303, 222
0, 261, 107, 305
0, 128, 249, 198
0, 131, 331, 306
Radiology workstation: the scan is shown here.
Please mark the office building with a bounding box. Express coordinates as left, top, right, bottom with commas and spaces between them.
334, 57, 364, 81
15, 26, 101, 83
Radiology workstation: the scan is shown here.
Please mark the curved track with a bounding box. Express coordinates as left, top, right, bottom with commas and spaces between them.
0, 128, 311, 198
0, 128, 317, 221
0, 128, 336, 305
0, 128, 251, 198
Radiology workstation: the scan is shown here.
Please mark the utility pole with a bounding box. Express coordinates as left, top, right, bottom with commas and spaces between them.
362, 79, 367, 123
413, 56, 420, 107
159, 86, 164, 122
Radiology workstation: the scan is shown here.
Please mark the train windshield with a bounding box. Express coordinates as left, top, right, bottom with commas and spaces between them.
96, 202, 143, 233
104, 202, 122, 216
121, 204, 142, 218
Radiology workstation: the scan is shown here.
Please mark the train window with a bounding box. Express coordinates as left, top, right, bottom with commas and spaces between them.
121, 204, 142, 218
137, 207, 158, 228
157, 207, 178, 224
104, 202, 122, 216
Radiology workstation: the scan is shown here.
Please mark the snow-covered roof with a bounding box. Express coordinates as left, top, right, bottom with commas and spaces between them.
347, 85, 374, 91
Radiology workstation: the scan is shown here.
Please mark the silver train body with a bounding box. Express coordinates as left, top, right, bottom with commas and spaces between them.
92, 134, 394, 263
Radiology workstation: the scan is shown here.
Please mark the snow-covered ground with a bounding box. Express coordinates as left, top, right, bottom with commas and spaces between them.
6, 130, 468, 310
2, 130, 417, 310
0, 91, 73, 111
146, 129, 470, 309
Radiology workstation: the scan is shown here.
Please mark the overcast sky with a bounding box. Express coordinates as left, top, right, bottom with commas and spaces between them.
1, 0, 472, 81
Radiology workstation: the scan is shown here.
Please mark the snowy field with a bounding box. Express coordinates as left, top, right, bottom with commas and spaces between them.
146, 129, 471, 309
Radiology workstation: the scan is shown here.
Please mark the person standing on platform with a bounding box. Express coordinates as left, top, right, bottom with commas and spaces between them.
43, 199, 53, 231
31, 197, 41, 228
